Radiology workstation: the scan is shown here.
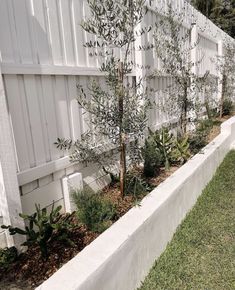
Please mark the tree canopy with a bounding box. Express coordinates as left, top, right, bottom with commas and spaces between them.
191, 0, 235, 38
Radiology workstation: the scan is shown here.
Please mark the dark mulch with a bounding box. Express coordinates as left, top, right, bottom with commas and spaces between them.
0, 165, 178, 289
0, 218, 98, 289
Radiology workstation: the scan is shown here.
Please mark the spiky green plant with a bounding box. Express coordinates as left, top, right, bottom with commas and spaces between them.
171, 135, 191, 164
149, 127, 174, 170
2, 203, 73, 259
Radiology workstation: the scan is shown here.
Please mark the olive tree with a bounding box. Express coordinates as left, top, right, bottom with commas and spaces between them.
216, 41, 235, 118
152, 1, 209, 134
56, 0, 151, 197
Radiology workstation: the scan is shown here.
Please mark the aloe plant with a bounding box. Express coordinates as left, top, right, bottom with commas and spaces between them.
171, 135, 191, 164
149, 127, 174, 170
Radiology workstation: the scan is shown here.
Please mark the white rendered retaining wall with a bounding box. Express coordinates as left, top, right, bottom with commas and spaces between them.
36, 116, 235, 290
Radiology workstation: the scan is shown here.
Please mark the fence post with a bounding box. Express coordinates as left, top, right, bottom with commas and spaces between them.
0, 66, 25, 249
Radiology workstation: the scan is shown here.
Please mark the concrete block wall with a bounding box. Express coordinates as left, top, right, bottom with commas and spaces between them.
19, 163, 112, 215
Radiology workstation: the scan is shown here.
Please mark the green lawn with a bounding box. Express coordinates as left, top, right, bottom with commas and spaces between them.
139, 150, 235, 290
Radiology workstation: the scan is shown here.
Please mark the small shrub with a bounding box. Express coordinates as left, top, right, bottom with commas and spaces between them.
125, 172, 151, 197
142, 137, 162, 177
188, 132, 207, 154
72, 189, 116, 233
2, 203, 73, 259
188, 119, 212, 154
222, 99, 234, 116
171, 135, 191, 164
0, 247, 18, 269
209, 107, 219, 119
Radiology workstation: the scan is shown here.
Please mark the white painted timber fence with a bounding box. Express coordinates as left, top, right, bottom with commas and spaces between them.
0, 0, 234, 248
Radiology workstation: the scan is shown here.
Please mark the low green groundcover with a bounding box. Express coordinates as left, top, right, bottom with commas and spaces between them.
139, 150, 235, 290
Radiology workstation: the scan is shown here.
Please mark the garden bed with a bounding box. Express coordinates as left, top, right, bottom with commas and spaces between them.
139, 150, 235, 290
0, 166, 179, 289
0, 115, 234, 290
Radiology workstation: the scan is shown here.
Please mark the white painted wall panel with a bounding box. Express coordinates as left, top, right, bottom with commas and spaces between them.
21, 180, 63, 214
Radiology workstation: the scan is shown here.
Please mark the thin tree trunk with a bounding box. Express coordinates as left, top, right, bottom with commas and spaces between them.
219, 74, 227, 119
180, 85, 188, 134
118, 62, 126, 197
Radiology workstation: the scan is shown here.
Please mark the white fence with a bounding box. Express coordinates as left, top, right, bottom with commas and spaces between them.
0, 0, 233, 247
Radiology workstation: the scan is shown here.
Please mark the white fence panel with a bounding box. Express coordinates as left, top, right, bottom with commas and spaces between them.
0, 0, 97, 67
3, 73, 111, 172
198, 35, 218, 76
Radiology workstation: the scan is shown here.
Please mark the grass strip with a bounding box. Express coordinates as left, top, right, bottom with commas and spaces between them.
139, 150, 235, 290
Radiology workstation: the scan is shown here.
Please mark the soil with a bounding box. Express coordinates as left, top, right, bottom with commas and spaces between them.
0, 220, 98, 290
207, 114, 234, 143
0, 165, 178, 290
0, 114, 233, 290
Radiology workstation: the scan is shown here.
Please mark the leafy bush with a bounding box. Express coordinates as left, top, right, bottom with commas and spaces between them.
188, 132, 207, 155
188, 119, 212, 154
171, 135, 191, 164
0, 247, 18, 269
222, 99, 234, 116
197, 118, 214, 132
2, 203, 73, 259
142, 137, 163, 177
72, 189, 116, 233
208, 107, 219, 119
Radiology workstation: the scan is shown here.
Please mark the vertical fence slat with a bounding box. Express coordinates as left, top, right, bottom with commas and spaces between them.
24, 75, 47, 166
32, 0, 52, 64
0, 1, 15, 63
67, 75, 82, 141
0, 68, 25, 248
3, 75, 32, 171
72, 0, 87, 66
41, 75, 61, 160
11, 0, 34, 64
54, 75, 71, 139
59, 0, 76, 66
46, 0, 64, 65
